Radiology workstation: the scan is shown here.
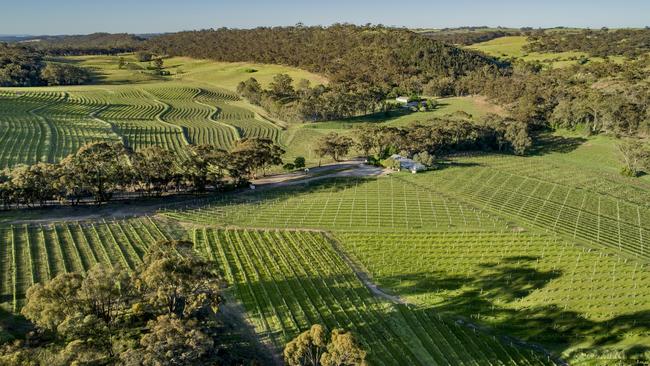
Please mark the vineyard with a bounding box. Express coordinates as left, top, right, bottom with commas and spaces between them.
402, 154, 650, 262
0, 217, 176, 311
336, 231, 650, 358
0, 82, 282, 168
162, 162, 650, 362
163, 176, 508, 231
192, 227, 555, 366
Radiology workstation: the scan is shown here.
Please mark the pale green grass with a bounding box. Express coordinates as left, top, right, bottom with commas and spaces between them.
467, 36, 627, 68
59, 54, 164, 84
1, 55, 501, 169
59, 55, 327, 90
168, 57, 328, 91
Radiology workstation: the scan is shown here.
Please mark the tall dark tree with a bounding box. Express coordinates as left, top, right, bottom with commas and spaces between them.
315, 133, 355, 162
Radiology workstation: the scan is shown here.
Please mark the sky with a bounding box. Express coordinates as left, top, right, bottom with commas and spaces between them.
1, 0, 649, 35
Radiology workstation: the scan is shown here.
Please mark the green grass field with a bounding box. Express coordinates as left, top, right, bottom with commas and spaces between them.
62, 55, 328, 89
467, 36, 626, 68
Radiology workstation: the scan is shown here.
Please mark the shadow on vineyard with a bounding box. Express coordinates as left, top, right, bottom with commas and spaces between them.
434, 161, 483, 171
528, 134, 587, 155
376, 256, 650, 358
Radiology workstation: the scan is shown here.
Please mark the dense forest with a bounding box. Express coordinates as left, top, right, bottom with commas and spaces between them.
146, 24, 505, 93
524, 28, 650, 57
456, 59, 650, 137
421, 29, 520, 45
0, 43, 90, 86
27, 32, 145, 55
146, 25, 650, 139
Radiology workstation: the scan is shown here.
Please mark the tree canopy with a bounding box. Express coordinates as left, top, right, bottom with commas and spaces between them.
1, 240, 232, 365
0, 43, 91, 86
284, 324, 367, 366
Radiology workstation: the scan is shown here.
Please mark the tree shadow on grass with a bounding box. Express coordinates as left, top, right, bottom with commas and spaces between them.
372, 255, 650, 363
434, 160, 484, 171
303, 108, 417, 130
529, 134, 588, 156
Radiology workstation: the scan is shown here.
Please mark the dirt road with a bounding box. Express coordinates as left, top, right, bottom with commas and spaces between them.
6, 160, 388, 225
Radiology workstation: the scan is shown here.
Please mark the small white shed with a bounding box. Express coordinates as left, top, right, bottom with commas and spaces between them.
389, 154, 427, 173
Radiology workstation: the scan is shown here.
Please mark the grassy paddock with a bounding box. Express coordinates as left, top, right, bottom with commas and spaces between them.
467, 36, 625, 68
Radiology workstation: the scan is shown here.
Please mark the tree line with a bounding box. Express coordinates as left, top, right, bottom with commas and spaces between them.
24, 33, 145, 56
313, 115, 533, 165
460, 60, 650, 137
237, 74, 393, 122
0, 43, 91, 86
421, 29, 522, 46
0, 138, 285, 209
524, 28, 650, 58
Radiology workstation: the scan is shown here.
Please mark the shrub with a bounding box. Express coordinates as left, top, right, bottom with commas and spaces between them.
413, 151, 435, 168
620, 166, 639, 177
293, 157, 306, 169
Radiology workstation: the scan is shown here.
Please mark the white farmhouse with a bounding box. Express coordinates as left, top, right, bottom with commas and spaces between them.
389, 154, 427, 174
396, 96, 409, 104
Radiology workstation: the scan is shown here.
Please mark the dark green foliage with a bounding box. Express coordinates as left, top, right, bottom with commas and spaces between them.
0, 43, 44, 86
315, 132, 355, 161
30, 33, 145, 56
135, 51, 153, 62
0, 43, 91, 86
147, 24, 505, 95
293, 156, 306, 169
355, 116, 534, 159
0, 241, 232, 365
39, 63, 91, 85
457, 59, 650, 137
239, 73, 391, 122
236, 77, 263, 105
422, 29, 520, 45
0, 139, 286, 208
524, 28, 650, 58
